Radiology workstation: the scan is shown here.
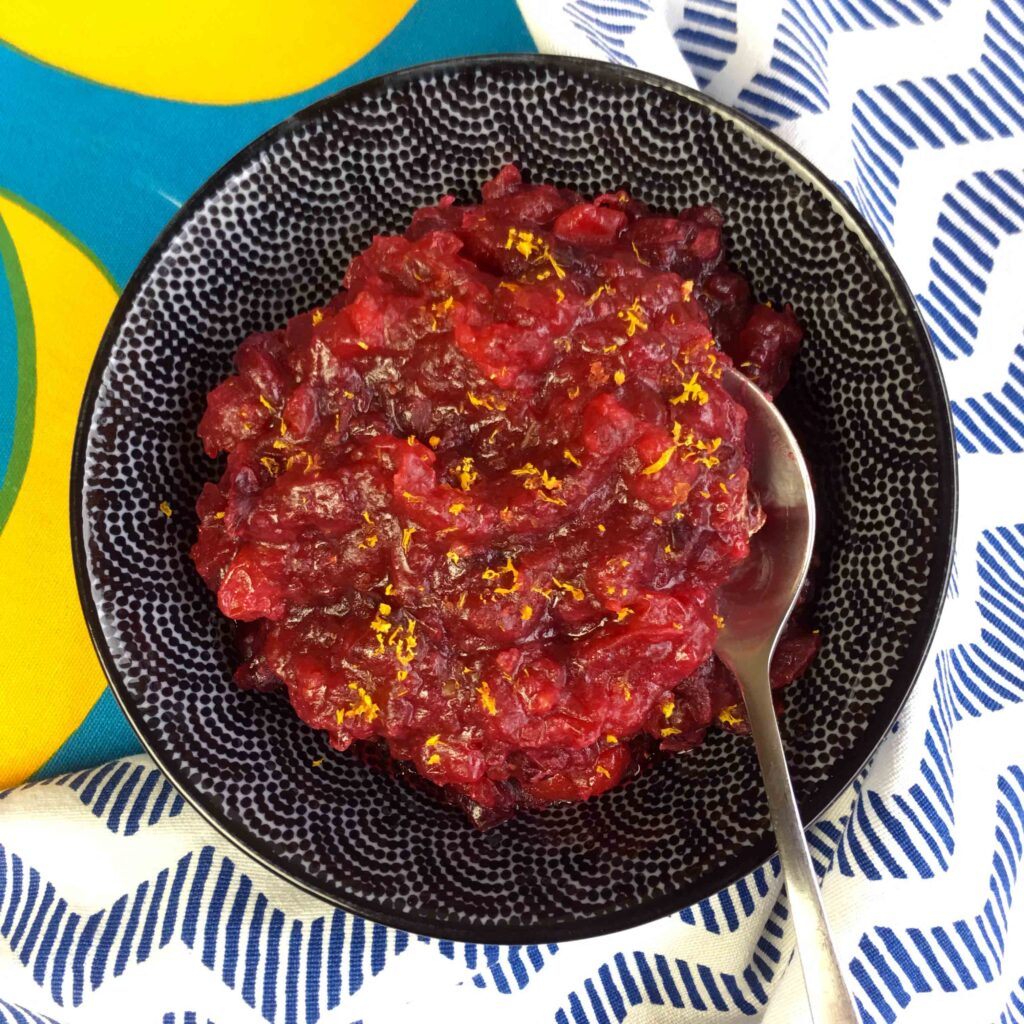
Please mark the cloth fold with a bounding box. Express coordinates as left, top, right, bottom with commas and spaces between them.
2, 1, 1022, 1021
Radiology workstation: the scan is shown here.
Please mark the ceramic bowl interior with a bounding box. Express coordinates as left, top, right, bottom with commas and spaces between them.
72, 55, 955, 942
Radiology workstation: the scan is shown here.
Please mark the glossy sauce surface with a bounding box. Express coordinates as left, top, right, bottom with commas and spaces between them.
192, 166, 818, 825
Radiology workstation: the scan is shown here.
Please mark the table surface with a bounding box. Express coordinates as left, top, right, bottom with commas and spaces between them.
4, 6, 1024, 1022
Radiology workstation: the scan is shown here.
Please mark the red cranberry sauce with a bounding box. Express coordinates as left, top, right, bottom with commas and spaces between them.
192, 165, 817, 824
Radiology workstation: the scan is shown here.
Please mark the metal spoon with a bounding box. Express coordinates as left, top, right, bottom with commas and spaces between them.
715, 366, 858, 1024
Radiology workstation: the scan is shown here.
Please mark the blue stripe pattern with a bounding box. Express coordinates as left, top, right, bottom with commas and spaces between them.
953, 341, 1024, 453
0, 833, 421, 1018
564, 0, 654, 66
553, 947, 783, 1019
850, 4, 1022, 245
467, 941, 560, 991
6, 761, 192, 834
0, 999, 60, 1024
675, 1, 738, 89
922, 171, 1024, 364
0, 762, 582, 1022
735, 0, 951, 128
849, 767, 1024, 1018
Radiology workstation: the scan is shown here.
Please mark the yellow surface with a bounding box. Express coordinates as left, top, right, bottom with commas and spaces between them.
0, 0, 416, 104
0, 196, 116, 786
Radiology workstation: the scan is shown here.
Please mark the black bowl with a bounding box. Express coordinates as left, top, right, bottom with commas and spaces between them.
71, 54, 956, 942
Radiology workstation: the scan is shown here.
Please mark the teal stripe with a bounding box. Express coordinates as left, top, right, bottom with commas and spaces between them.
30, 690, 142, 781
0, 0, 535, 288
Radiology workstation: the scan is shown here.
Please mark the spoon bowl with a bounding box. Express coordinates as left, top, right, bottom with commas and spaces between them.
716, 367, 816, 680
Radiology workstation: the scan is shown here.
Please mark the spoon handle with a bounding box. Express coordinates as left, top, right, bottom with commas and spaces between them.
742, 668, 860, 1024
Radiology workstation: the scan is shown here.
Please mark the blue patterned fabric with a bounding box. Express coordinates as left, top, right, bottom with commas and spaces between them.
3, 1, 1023, 1020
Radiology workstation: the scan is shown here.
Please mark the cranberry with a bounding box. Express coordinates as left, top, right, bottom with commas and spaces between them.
725, 303, 804, 397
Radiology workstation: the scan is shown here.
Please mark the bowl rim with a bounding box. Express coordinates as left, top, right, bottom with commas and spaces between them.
69, 51, 958, 943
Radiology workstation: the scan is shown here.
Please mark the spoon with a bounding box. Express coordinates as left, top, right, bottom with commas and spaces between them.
715, 366, 858, 1024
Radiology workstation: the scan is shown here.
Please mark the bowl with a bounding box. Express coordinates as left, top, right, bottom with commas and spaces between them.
71, 54, 956, 942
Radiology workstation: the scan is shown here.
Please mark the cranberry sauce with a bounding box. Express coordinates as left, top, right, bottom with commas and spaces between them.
192, 166, 817, 824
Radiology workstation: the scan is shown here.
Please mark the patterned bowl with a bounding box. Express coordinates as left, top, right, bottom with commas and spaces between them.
71, 54, 956, 942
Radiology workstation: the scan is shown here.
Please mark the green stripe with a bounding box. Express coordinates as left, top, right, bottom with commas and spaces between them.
0, 209, 36, 537
0, 186, 120, 292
